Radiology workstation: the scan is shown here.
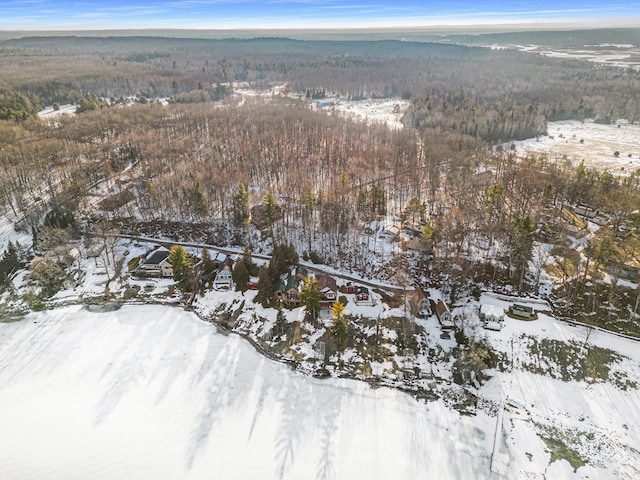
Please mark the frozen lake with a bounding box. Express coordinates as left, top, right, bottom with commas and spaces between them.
0, 305, 493, 480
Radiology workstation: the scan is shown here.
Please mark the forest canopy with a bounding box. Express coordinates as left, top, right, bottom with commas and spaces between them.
1, 35, 639, 140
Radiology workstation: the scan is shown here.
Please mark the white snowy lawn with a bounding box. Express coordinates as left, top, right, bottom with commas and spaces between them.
0, 305, 493, 480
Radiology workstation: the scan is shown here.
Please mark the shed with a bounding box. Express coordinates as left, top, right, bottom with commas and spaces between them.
510, 303, 534, 319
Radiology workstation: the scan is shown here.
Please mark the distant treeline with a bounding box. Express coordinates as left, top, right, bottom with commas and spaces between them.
0, 35, 639, 142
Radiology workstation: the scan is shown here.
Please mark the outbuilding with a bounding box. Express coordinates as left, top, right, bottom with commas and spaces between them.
510, 303, 534, 319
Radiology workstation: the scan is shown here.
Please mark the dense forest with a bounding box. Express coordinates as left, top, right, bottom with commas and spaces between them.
1, 33, 640, 331
1, 35, 640, 141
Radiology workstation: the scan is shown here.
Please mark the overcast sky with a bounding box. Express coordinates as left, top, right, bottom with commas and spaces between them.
1, 1, 639, 30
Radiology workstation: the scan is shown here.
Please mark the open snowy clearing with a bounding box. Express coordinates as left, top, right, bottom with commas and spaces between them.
322, 98, 410, 130
484, 42, 640, 71
37, 104, 77, 120
513, 120, 640, 174
512, 44, 640, 71
479, 294, 640, 479
235, 85, 410, 130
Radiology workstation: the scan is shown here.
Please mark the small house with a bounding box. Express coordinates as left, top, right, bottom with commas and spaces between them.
247, 276, 260, 289
138, 247, 173, 278
510, 303, 534, 319
480, 304, 505, 331
317, 274, 338, 303
355, 286, 370, 302
213, 256, 234, 290
345, 281, 355, 294
435, 300, 454, 328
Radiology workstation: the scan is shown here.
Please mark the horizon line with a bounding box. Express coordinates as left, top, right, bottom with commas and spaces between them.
1, 21, 639, 34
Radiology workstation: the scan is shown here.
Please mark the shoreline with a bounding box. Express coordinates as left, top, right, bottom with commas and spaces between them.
17, 296, 464, 408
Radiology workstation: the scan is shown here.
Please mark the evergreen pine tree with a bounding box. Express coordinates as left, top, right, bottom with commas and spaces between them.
299, 277, 321, 320
255, 266, 273, 305
169, 245, 191, 284
232, 259, 250, 291
332, 316, 349, 351
275, 308, 287, 337
232, 184, 250, 229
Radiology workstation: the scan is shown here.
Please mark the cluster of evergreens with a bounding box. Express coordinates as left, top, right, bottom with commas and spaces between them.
0, 89, 40, 121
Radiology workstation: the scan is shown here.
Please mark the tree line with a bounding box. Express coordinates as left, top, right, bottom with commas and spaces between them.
1, 36, 639, 139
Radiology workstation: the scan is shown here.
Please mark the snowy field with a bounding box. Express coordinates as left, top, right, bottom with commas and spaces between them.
37, 104, 77, 120
513, 44, 640, 71
513, 120, 640, 174
0, 305, 494, 480
326, 98, 410, 130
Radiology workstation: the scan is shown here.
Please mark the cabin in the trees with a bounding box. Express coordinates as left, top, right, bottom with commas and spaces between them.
574, 204, 599, 219
213, 256, 234, 290
284, 275, 303, 306
317, 274, 337, 304
273, 275, 302, 306
435, 299, 454, 329
137, 247, 173, 277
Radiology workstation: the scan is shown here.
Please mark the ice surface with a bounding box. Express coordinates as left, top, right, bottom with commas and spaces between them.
0, 305, 493, 480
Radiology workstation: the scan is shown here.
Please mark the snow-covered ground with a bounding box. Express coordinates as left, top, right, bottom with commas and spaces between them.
0, 215, 31, 255
37, 104, 77, 120
479, 293, 640, 479
1, 302, 639, 479
323, 98, 410, 130
0, 305, 494, 480
512, 44, 640, 71
512, 120, 640, 174
234, 86, 409, 130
